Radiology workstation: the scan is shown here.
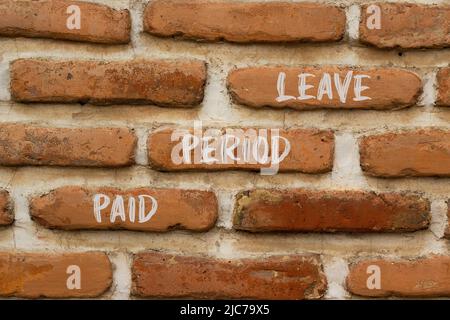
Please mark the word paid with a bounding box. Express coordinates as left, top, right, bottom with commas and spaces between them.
93, 194, 158, 224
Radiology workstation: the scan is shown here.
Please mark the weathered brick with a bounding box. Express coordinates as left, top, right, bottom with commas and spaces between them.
233, 189, 430, 233
0, 190, 13, 226
132, 252, 326, 299
347, 255, 450, 297
228, 66, 422, 110
360, 129, 450, 177
360, 3, 450, 49
0, 124, 136, 167
143, 0, 345, 43
30, 186, 218, 232
0, 0, 130, 44
437, 68, 450, 107
10, 59, 206, 106
147, 128, 334, 173
0, 252, 112, 298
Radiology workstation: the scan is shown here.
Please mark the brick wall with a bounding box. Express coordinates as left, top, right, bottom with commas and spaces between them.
0, 0, 449, 299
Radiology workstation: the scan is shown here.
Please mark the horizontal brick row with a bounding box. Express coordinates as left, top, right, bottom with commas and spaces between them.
0, 252, 111, 298
12, 59, 445, 110
10, 60, 450, 110
0, 251, 325, 299
1, 1, 448, 49
1, 186, 445, 235
347, 255, 450, 297
132, 252, 327, 299
132, 253, 450, 299
3, 252, 450, 298
0, 125, 447, 178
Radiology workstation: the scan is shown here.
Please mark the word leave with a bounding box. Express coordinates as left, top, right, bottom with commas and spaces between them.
276, 71, 371, 103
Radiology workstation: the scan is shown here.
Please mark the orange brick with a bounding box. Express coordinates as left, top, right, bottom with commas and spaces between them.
30, 186, 218, 232
347, 255, 450, 297
0, 124, 136, 167
360, 129, 450, 177
234, 189, 430, 233
147, 128, 334, 173
0, 0, 130, 44
228, 66, 422, 110
360, 3, 450, 49
10, 59, 207, 106
132, 252, 326, 299
0, 252, 112, 298
144, 0, 345, 43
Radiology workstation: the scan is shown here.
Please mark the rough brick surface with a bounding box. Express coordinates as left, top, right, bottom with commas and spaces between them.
143, 0, 345, 43
10, 59, 207, 106
360, 129, 450, 177
0, 0, 130, 44
30, 186, 218, 231
1, 0, 449, 302
0, 124, 136, 167
132, 252, 326, 299
0, 190, 13, 226
347, 256, 450, 297
0, 252, 112, 298
228, 66, 422, 110
437, 68, 450, 107
233, 189, 430, 233
147, 128, 334, 173
360, 3, 450, 49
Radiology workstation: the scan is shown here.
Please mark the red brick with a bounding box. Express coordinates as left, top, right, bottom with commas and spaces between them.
10, 59, 206, 106
228, 66, 422, 110
0, 252, 112, 298
347, 255, 450, 297
132, 252, 326, 299
360, 3, 450, 49
234, 189, 430, 233
147, 128, 334, 173
360, 129, 450, 177
0, 0, 130, 44
0, 124, 136, 167
437, 68, 450, 107
30, 186, 217, 232
0, 190, 12, 226
143, 0, 345, 43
